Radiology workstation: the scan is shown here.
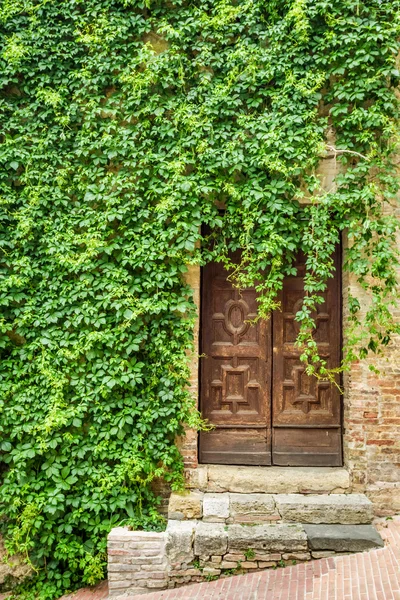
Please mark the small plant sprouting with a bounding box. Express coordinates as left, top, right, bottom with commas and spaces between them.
244, 548, 256, 560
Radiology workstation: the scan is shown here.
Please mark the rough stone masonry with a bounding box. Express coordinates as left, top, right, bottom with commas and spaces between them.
108, 491, 384, 596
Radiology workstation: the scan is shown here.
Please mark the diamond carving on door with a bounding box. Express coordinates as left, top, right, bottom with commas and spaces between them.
199, 251, 342, 466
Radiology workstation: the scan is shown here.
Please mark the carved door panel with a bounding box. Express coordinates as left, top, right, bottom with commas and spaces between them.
199, 258, 272, 465
272, 251, 342, 466
200, 250, 342, 467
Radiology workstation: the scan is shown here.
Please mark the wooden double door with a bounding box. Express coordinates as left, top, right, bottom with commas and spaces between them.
199, 252, 342, 467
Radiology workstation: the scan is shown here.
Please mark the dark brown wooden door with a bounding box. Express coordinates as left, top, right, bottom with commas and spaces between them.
199, 250, 342, 467
199, 258, 272, 465
272, 252, 342, 466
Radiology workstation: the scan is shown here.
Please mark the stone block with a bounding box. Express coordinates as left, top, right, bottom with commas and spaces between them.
128, 541, 164, 550
258, 561, 277, 568
224, 553, 246, 561
166, 520, 196, 563
241, 561, 258, 569
108, 527, 135, 542
182, 568, 201, 576
108, 548, 130, 556
221, 561, 238, 569
194, 522, 228, 556
210, 555, 222, 564
203, 493, 230, 522
229, 493, 278, 522
147, 580, 169, 588
206, 466, 350, 494
311, 551, 336, 559
253, 553, 281, 561
108, 579, 135, 592
168, 491, 203, 520
140, 561, 168, 570
275, 493, 373, 524
305, 524, 384, 552
131, 530, 165, 540
131, 570, 167, 580
282, 552, 310, 561
227, 524, 307, 552
202, 567, 221, 576
108, 563, 135, 572
185, 466, 208, 490
130, 556, 165, 565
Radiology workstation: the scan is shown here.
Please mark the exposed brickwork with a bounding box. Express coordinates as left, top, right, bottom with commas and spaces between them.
342, 213, 400, 515
58, 581, 108, 600
177, 264, 200, 470
108, 528, 167, 597
343, 342, 400, 515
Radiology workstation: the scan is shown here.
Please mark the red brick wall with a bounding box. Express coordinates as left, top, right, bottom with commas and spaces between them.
177, 265, 200, 470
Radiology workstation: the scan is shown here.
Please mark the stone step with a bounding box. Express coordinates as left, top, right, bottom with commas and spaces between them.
305, 524, 384, 553
187, 465, 350, 494
275, 493, 373, 525
168, 492, 373, 525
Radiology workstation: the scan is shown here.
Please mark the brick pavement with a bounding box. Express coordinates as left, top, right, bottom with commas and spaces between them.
59, 580, 108, 600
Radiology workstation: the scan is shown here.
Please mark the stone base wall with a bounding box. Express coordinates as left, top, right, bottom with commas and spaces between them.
106, 524, 342, 597
108, 517, 383, 597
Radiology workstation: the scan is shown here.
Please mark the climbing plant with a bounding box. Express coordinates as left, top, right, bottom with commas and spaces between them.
0, 0, 399, 596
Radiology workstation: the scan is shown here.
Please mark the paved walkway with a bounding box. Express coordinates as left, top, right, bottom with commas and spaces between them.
60, 517, 400, 600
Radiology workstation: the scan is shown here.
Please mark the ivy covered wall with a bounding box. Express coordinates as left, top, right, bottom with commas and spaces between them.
0, 0, 399, 597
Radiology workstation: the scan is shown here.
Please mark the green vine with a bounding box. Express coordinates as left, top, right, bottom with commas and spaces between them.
0, 0, 399, 597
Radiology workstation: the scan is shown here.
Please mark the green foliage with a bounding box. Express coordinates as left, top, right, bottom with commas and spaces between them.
244, 548, 255, 560
0, 0, 399, 597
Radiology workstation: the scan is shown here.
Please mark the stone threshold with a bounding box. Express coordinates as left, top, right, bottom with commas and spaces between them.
185, 464, 351, 494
